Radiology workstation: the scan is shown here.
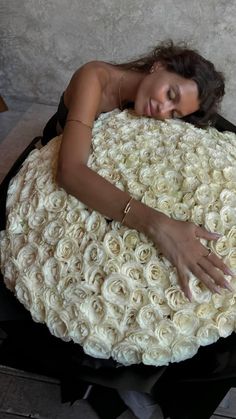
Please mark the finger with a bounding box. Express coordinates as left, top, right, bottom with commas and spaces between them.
200, 253, 234, 291
176, 266, 192, 302
208, 252, 234, 277
191, 264, 221, 294
195, 225, 222, 241
199, 257, 232, 291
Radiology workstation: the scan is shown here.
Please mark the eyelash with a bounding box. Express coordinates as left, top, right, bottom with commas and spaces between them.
168, 89, 177, 118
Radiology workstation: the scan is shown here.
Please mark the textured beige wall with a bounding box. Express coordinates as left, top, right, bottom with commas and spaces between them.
0, 0, 235, 122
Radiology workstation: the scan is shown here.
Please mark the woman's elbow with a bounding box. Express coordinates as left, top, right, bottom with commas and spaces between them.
56, 163, 72, 189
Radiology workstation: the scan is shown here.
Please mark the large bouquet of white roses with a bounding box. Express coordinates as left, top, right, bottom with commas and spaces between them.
1, 109, 236, 367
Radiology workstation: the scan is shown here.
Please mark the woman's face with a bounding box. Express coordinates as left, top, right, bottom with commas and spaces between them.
135, 63, 200, 120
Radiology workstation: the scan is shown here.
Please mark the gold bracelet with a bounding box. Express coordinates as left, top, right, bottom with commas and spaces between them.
121, 197, 133, 225
66, 118, 93, 130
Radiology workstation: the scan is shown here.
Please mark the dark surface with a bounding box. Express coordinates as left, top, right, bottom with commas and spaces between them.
0, 114, 236, 419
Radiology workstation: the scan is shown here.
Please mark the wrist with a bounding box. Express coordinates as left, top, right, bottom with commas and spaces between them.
123, 199, 169, 237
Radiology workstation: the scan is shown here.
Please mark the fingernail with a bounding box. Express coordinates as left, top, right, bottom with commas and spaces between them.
224, 282, 234, 292
211, 232, 223, 238
225, 267, 235, 276
214, 286, 222, 295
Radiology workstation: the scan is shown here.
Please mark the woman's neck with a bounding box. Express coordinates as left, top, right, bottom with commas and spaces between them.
118, 69, 146, 106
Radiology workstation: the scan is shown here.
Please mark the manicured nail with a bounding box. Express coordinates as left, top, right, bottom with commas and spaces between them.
214, 286, 222, 295
224, 282, 234, 292
225, 267, 235, 277
211, 232, 223, 238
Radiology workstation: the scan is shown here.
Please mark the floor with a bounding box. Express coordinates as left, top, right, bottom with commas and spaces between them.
0, 96, 235, 419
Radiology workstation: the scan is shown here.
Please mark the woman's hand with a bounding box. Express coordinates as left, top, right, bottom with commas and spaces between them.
147, 214, 233, 301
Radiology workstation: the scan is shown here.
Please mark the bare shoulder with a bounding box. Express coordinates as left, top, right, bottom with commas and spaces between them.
68, 60, 114, 90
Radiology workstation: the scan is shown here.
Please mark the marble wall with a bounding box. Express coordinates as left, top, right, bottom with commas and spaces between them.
0, 0, 235, 122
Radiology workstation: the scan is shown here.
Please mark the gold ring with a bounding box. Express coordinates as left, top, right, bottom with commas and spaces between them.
205, 248, 212, 258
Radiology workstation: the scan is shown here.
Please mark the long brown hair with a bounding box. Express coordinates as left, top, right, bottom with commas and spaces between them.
116, 40, 225, 127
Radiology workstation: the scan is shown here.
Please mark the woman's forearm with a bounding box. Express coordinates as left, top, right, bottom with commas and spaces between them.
56, 163, 168, 235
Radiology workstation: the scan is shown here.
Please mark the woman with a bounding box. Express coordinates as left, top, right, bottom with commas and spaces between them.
43, 40, 232, 302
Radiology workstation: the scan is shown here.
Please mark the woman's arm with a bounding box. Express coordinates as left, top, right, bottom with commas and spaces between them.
56, 62, 232, 300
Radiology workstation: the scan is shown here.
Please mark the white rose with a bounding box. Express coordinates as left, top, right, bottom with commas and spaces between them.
103, 258, 121, 275
126, 179, 147, 200
135, 244, 155, 265
212, 292, 226, 309
70, 318, 90, 344
101, 273, 132, 305
182, 177, 200, 193
84, 265, 104, 292
42, 219, 66, 245
2, 259, 18, 291
85, 211, 107, 239
144, 259, 169, 289
106, 302, 125, 325
93, 322, 120, 346
46, 309, 71, 341
9, 234, 26, 258
83, 242, 107, 265
188, 276, 211, 303
156, 195, 176, 216
182, 193, 195, 209
23, 265, 45, 292
54, 237, 78, 262
7, 211, 25, 234
191, 205, 205, 225
226, 249, 236, 271
196, 322, 219, 346
195, 302, 216, 320
121, 261, 146, 287
227, 226, 236, 247
223, 166, 236, 181
66, 207, 89, 224
6, 175, 24, 209
112, 342, 142, 366
63, 283, 93, 304
29, 212, 49, 237
57, 272, 82, 293
45, 190, 67, 212
43, 288, 63, 310
15, 243, 39, 270
165, 286, 191, 311
35, 172, 55, 194
220, 189, 236, 207
137, 304, 162, 331
66, 255, 83, 274
171, 337, 199, 362
83, 336, 111, 359
119, 250, 136, 263
127, 329, 157, 350
31, 296, 46, 323
216, 310, 236, 338
220, 205, 236, 229
142, 345, 171, 366
103, 231, 124, 258
18, 200, 32, 218
123, 229, 140, 250
155, 319, 177, 346
211, 236, 230, 257
80, 295, 106, 324
172, 203, 190, 221
195, 185, 213, 206
42, 257, 62, 288
120, 307, 139, 332
173, 309, 199, 335
141, 190, 157, 208
130, 288, 149, 308
15, 282, 32, 310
